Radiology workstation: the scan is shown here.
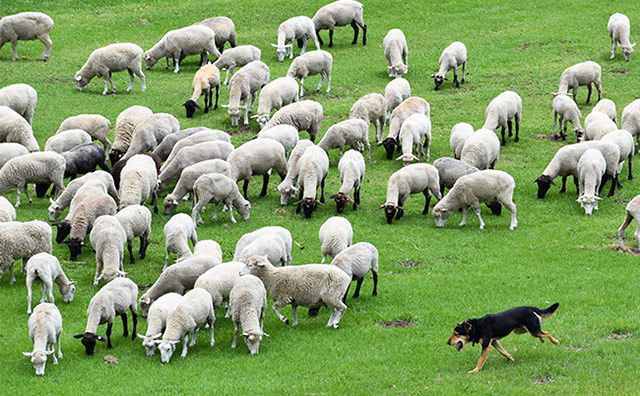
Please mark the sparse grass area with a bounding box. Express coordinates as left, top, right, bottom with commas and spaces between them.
2, 0, 640, 394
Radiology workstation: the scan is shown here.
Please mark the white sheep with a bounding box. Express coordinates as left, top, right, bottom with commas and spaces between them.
272, 16, 321, 62
212, 45, 261, 86
319, 216, 353, 264
450, 122, 474, 159
0, 12, 53, 61
312, 0, 366, 47
233, 226, 293, 263
144, 25, 220, 73
240, 255, 350, 328
381, 96, 430, 160
318, 118, 370, 160
47, 170, 117, 222
330, 149, 365, 213
618, 195, 640, 249
433, 157, 480, 196
383, 29, 408, 78
194, 16, 236, 54
593, 98, 617, 123
576, 149, 606, 215
433, 169, 517, 230
384, 78, 410, 121
230, 275, 267, 354
276, 140, 315, 206
153, 127, 218, 161
552, 93, 583, 141
74, 43, 146, 95
56, 114, 112, 153
584, 111, 617, 141
115, 205, 152, 264
137, 292, 182, 356
558, 61, 602, 104
0, 83, 37, 124
164, 213, 198, 270
257, 124, 300, 156
601, 129, 635, 181
23, 303, 62, 376
25, 253, 75, 314
73, 277, 138, 355
90, 215, 127, 285
0, 196, 15, 222
608, 13, 635, 61
227, 138, 286, 199
191, 173, 251, 225
0, 105, 39, 151
261, 100, 324, 142
460, 128, 501, 170
621, 99, 640, 149
44, 129, 92, 153
193, 240, 223, 262
378, 163, 442, 224
0, 220, 52, 284
253, 77, 299, 128
286, 50, 333, 97
234, 234, 291, 267
184, 63, 220, 118
162, 129, 230, 170
482, 91, 522, 146
331, 242, 378, 298
119, 154, 158, 213
349, 93, 387, 143
122, 113, 180, 159
222, 60, 270, 127
397, 113, 431, 165
294, 145, 330, 218
431, 42, 467, 90
64, 193, 118, 261
109, 105, 153, 165
194, 261, 245, 315
0, 142, 29, 168
0, 152, 65, 207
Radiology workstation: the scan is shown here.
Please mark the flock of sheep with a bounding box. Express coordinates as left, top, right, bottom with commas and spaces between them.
1, 1, 640, 377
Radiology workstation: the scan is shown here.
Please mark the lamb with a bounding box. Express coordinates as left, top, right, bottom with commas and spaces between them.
381, 97, 430, 160
213, 45, 261, 85
584, 111, 617, 141
0, 142, 29, 168
0, 220, 52, 284
233, 226, 293, 263
23, 303, 62, 376
191, 173, 251, 225
330, 242, 378, 299
25, 253, 75, 314
109, 105, 153, 165
183, 63, 220, 118
144, 25, 221, 73
64, 193, 118, 261
139, 255, 219, 317
253, 77, 299, 128
460, 128, 501, 170
617, 195, 640, 249
74, 43, 146, 95
330, 149, 365, 213
155, 288, 215, 363
593, 98, 617, 123
293, 145, 330, 218
227, 138, 287, 199
257, 124, 300, 156
608, 13, 635, 61
450, 122, 474, 159
432, 170, 517, 230
89, 215, 127, 285
0, 196, 16, 222
482, 91, 522, 146
56, 114, 112, 152
318, 118, 370, 160
118, 154, 158, 213
383, 29, 408, 78
163, 159, 231, 215
233, 234, 291, 267
162, 129, 231, 170
122, 113, 180, 159
621, 99, 640, 148
261, 100, 323, 142
229, 275, 267, 354
601, 129, 634, 181
286, 50, 333, 97
0, 83, 37, 124
384, 78, 410, 121
164, 213, 198, 269
0, 152, 65, 207
194, 261, 245, 313
397, 113, 431, 165
115, 205, 152, 264
349, 93, 387, 143
222, 60, 270, 127
194, 16, 236, 54
193, 240, 223, 262
312, 0, 366, 48
152, 127, 222, 161
137, 293, 182, 356
552, 93, 583, 141
240, 255, 350, 329
276, 139, 315, 206
73, 277, 138, 355
0, 12, 53, 61
0, 106, 39, 151
44, 129, 92, 153
47, 171, 118, 222
272, 16, 321, 62
431, 42, 467, 90
557, 61, 602, 104
576, 149, 606, 215
318, 216, 353, 264
378, 163, 442, 224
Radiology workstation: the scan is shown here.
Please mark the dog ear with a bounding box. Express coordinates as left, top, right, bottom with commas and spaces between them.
463, 322, 472, 332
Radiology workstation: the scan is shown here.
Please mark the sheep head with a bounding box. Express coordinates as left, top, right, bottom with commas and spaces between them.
144, 52, 158, 70
23, 350, 53, 376
73, 332, 106, 355
430, 73, 449, 91
329, 192, 352, 214
378, 203, 403, 224
53, 220, 72, 244
74, 72, 90, 91
577, 194, 601, 216
622, 43, 636, 62
534, 175, 556, 199
432, 202, 451, 228
183, 99, 201, 118
379, 137, 397, 160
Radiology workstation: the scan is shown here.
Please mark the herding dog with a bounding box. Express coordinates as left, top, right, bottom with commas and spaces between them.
447, 303, 559, 373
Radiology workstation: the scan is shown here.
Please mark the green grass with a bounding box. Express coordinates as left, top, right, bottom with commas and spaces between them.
2, 0, 640, 394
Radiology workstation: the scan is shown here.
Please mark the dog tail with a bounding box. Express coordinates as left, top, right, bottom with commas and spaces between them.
540, 303, 559, 319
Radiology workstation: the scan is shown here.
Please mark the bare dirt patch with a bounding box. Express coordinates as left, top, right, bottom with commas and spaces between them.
610, 69, 628, 74
608, 331, 634, 341
533, 376, 555, 385
379, 319, 416, 329
104, 355, 119, 365
396, 259, 422, 268
609, 242, 640, 256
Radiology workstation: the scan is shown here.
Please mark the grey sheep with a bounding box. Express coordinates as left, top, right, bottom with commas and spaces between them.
0, 152, 65, 207
123, 113, 180, 159
331, 242, 378, 298
0, 220, 52, 285
152, 127, 222, 161
44, 129, 92, 154
0, 12, 53, 61
286, 50, 332, 97
227, 138, 287, 199
191, 173, 251, 225
349, 93, 387, 143
74, 43, 146, 95
318, 118, 371, 160
213, 45, 261, 86
194, 16, 236, 54
262, 100, 323, 142
56, 114, 112, 153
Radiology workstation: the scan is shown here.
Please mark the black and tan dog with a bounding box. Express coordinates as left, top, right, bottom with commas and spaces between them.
447, 303, 559, 373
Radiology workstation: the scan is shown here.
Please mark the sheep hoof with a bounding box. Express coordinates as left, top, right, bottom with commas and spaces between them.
283, 318, 290, 325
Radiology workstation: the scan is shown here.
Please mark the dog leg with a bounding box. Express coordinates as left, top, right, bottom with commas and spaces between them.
469, 344, 492, 373
491, 340, 514, 362
539, 331, 559, 344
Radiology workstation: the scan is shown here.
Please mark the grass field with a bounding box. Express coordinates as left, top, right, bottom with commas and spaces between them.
2, 0, 640, 394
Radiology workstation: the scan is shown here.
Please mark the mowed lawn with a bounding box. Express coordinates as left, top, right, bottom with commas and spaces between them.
1, 0, 640, 394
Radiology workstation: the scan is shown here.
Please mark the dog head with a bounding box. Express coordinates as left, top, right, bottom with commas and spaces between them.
447, 322, 473, 351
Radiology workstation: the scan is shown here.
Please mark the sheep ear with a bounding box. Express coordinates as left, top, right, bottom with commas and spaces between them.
23, 352, 33, 356
550, 180, 557, 186
270, 43, 279, 47
328, 194, 337, 199
119, 270, 127, 276
250, 114, 260, 118
595, 196, 603, 200
292, 199, 302, 205
96, 336, 106, 342
315, 200, 324, 206
238, 105, 247, 110
194, 102, 202, 110
262, 332, 270, 337
242, 332, 249, 337
141, 297, 150, 304
221, 104, 229, 108
73, 333, 85, 339
137, 334, 146, 340
49, 197, 55, 204
46, 350, 55, 355
152, 333, 162, 339
443, 77, 450, 81
154, 340, 163, 345
285, 44, 293, 48
395, 155, 403, 161
75, 75, 82, 82
632, 43, 637, 47
376, 205, 385, 210
429, 74, 436, 78
345, 197, 353, 202
172, 200, 179, 206
70, 281, 76, 285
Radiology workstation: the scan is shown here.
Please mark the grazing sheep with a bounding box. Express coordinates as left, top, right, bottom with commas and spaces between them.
608, 13, 635, 61
123, 113, 180, 159
233, 226, 293, 263
601, 129, 634, 181
213, 45, 261, 86
384, 78, 410, 121
234, 234, 291, 267
227, 139, 286, 199
312, 0, 366, 48
44, 129, 92, 154
222, 60, 270, 127
381, 97, 430, 160
276, 140, 314, 206
73, 277, 138, 355
383, 29, 408, 78
58, 143, 110, 181
557, 61, 602, 104
115, 205, 152, 264
74, 43, 146, 95
90, 215, 127, 285
0, 12, 53, 61
349, 93, 387, 143
576, 149, 606, 215
584, 111, 617, 141
450, 122, 474, 159
397, 113, 431, 165
230, 275, 267, 354
137, 293, 182, 356
56, 114, 112, 153
330, 149, 365, 213
240, 255, 350, 328
286, 50, 332, 97
109, 105, 153, 165
193, 240, 223, 262
261, 100, 323, 142
272, 16, 320, 62
378, 163, 442, 224
431, 42, 467, 90
0, 106, 39, 151
257, 124, 300, 156
460, 128, 501, 170
162, 130, 230, 170
433, 170, 517, 230
119, 154, 158, 213
0, 220, 52, 284
483, 91, 522, 146
318, 118, 370, 160
194, 261, 245, 313
618, 195, 640, 249
153, 127, 223, 161
294, 145, 330, 218
155, 288, 215, 363
0, 196, 16, 222
593, 98, 617, 123
191, 173, 251, 225
64, 194, 118, 261
621, 99, 640, 149
319, 216, 353, 264
144, 25, 220, 73
433, 157, 479, 195
184, 63, 220, 118
25, 253, 75, 314
331, 242, 378, 298
164, 213, 198, 269
194, 16, 236, 54
47, 171, 118, 222
552, 93, 583, 141
0, 83, 37, 124
0, 152, 65, 207
0, 142, 29, 168
254, 77, 299, 128
23, 303, 62, 376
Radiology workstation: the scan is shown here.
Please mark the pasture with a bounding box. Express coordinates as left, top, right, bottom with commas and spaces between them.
1, 0, 640, 394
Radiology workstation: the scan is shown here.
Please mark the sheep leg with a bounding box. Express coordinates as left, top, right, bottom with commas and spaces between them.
472, 205, 486, 229
326, 68, 332, 92
299, 77, 305, 97
189, 328, 198, 346
163, 250, 170, 271
354, 186, 360, 210
453, 66, 459, 87
320, 175, 326, 203
209, 315, 215, 346
243, 97, 250, 125
560, 176, 567, 193
295, 188, 303, 214
502, 200, 518, 230
553, 113, 558, 139
353, 277, 363, 298
106, 321, 113, 349
214, 85, 219, 110
259, 173, 270, 198
213, 202, 220, 222
173, 50, 182, 73
328, 28, 334, 48
56, 333, 62, 359
514, 117, 520, 143
8, 264, 15, 284
461, 61, 466, 83
272, 303, 290, 325
300, 37, 308, 56
421, 191, 431, 215
572, 87, 577, 103
500, 126, 506, 146
131, 309, 137, 341
11, 40, 18, 60
242, 180, 250, 199
45, 278, 54, 304
608, 174, 617, 197
316, 30, 324, 46
460, 208, 468, 227
181, 334, 189, 357
316, 73, 326, 92
291, 303, 299, 326
227, 202, 237, 223
108, 71, 116, 94
611, 36, 617, 59
139, 235, 149, 259
26, 277, 34, 314
38, 33, 52, 61
586, 84, 592, 104
127, 69, 135, 92
120, 313, 129, 337
165, 57, 170, 69
629, 155, 633, 180
204, 89, 210, 113
223, 68, 231, 85
372, 270, 378, 296
102, 75, 110, 95
231, 323, 238, 348
595, 80, 602, 102
618, 211, 634, 243
350, 21, 359, 45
